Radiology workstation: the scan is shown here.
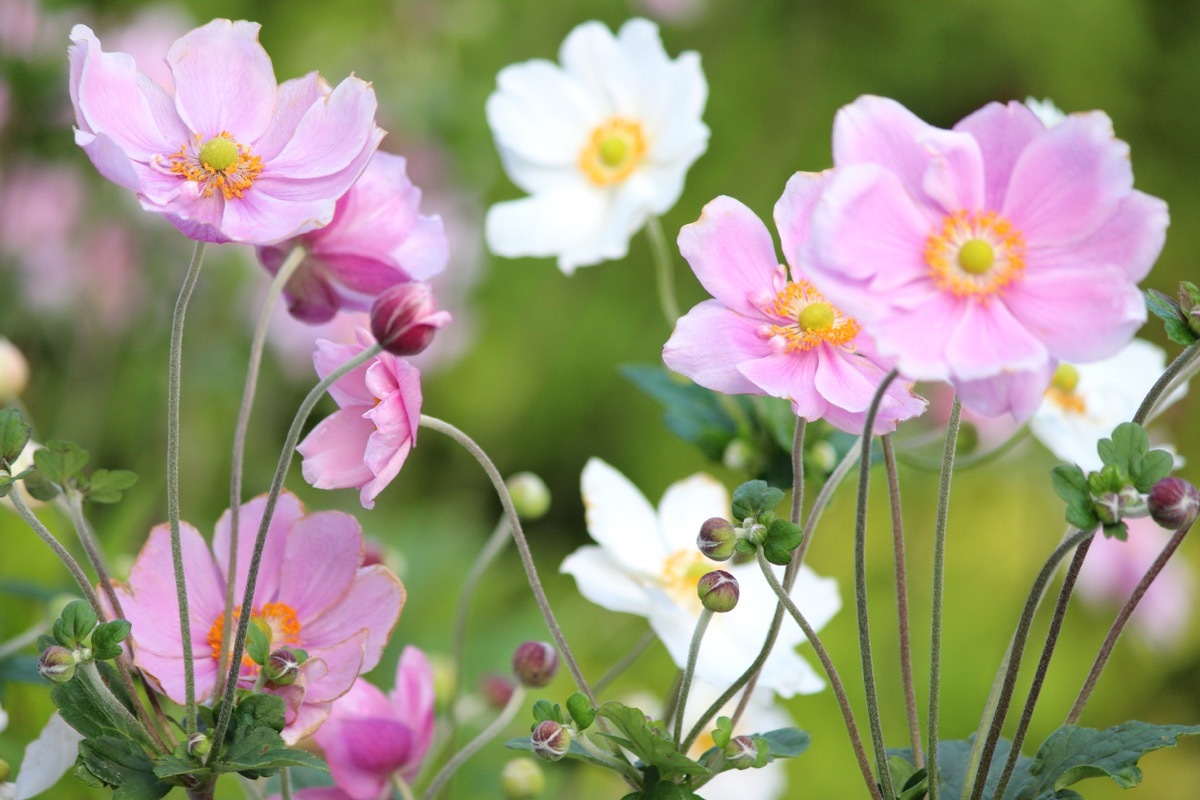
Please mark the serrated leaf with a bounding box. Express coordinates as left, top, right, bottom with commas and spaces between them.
88, 469, 138, 504
762, 518, 803, 565
531, 699, 563, 725
151, 753, 210, 781
0, 407, 31, 464
54, 600, 97, 648
91, 620, 132, 661
1132, 449, 1173, 493
51, 663, 144, 743
33, 440, 90, 486
567, 692, 596, 730
1064, 503, 1099, 532
597, 701, 710, 780
1097, 423, 1149, 477
78, 736, 172, 800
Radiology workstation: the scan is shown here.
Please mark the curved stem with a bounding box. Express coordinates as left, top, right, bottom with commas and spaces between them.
1134, 341, 1200, 425
0, 621, 43, 660
790, 419, 806, 525
673, 609, 714, 747
883, 435, 922, 767
279, 768, 293, 800
9, 490, 104, 615
208, 344, 383, 757
1065, 522, 1192, 725
393, 776, 417, 800
167, 241, 206, 734
575, 731, 643, 783
927, 395, 961, 800
647, 216, 680, 325
757, 549, 884, 800
420, 415, 594, 704
220, 245, 307, 687
421, 686, 527, 800
593, 631, 656, 696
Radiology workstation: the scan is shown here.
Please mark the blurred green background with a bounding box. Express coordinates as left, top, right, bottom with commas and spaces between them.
2, 0, 1199, 797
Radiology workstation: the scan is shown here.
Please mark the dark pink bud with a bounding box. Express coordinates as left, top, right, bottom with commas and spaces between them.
512, 641, 559, 688
531, 720, 571, 761
1148, 477, 1200, 530
369, 282, 452, 356
697, 570, 739, 612
481, 672, 516, 708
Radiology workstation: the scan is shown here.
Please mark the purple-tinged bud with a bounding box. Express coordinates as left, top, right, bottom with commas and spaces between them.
369, 282, 452, 356
187, 732, 211, 758
530, 720, 571, 762
500, 757, 545, 799
724, 735, 758, 769
38, 645, 76, 684
697, 570, 740, 613
512, 641, 559, 688
1094, 492, 1121, 525
507, 472, 551, 520
697, 518, 737, 562
1148, 477, 1200, 530
481, 672, 516, 708
264, 648, 301, 686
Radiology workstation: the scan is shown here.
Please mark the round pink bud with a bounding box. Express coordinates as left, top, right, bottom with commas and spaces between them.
697, 570, 740, 613
481, 672, 516, 708
530, 720, 571, 762
369, 282, 452, 356
1148, 477, 1200, 530
264, 648, 301, 686
512, 641, 559, 688
697, 517, 737, 561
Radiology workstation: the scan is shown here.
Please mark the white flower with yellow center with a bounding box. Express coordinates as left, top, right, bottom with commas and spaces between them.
1030, 338, 1187, 471
561, 459, 841, 697
485, 18, 709, 274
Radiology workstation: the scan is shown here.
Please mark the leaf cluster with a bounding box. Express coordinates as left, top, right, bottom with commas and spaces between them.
1145, 284, 1200, 345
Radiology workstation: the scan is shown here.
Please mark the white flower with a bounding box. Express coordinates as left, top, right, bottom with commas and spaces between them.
562, 458, 841, 697
484, 18, 709, 274
1030, 339, 1187, 471
680, 682, 792, 800
0, 700, 82, 800
1024, 96, 1067, 128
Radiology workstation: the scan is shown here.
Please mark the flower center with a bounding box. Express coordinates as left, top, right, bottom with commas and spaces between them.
926, 211, 1025, 299
762, 277, 861, 353
659, 548, 711, 609
165, 132, 263, 200
1044, 363, 1086, 415
207, 602, 302, 669
579, 118, 646, 186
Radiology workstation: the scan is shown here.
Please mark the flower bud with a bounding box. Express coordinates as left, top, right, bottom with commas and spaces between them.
810, 440, 837, 473
481, 672, 516, 708
512, 641, 559, 688
1148, 477, 1200, 530
530, 720, 571, 761
697, 517, 737, 562
507, 472, 551, 520
38, 645, 76, 684
1093, 492, 1121, 525
724, 735, 759, 770
369, 282, 452, 356
500, 757, 545, 799
187, 732, 211, 758
0, 338, 29, 399
697, 570, 739, 613
264, 648, 301, 686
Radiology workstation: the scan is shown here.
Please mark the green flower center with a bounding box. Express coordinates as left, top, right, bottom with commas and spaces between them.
957, 238, 995, 275
798, 301, 836, 331
1051, 363, 1080, 393
198, 136, 239, 172
598, 135, 630, 168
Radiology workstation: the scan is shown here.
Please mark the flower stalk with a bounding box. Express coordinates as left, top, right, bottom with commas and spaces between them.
672, 608, 714, 747
883, 434, 922, 766
421, 686, 527, 800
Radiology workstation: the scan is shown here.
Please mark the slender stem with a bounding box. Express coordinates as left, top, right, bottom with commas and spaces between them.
757, 549, 885, 800
575, 731, 643, 783
220, 245, 308, 687
9, 490, 104, 615
966, 529, 1094, 800
393, 775, 417, 800
593, 630, 656, 696
421, 686, 527, 800
647, 216, 680, 325
927, 395, 961, 800
854, 369, 899, 800
1066, 523, 1192, 725
1152, 346, 1200, 421
883, 435, 922, 767
279, 768, 293, 800
790, 419, 806, 525
673, 609, 714, 747
420, 415, 594, 703
208, 344, 383, 757
793, 437, 863, 572
167, 240, 206, 734
80, 661, 158, 751
1133, 341, 1200, 425
991, 537, 1093, 800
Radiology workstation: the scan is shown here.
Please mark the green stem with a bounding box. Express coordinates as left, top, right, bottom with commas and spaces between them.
575, 731, 643, 783
279, 768, 293, 800
883, 435, 922, 767
220, 244, 308, 688
0, 621, 43, 660
793, 437, 862, 571
421, 686, 527, 800
673, 609, 714, 747
1133, 341, 1200, 425
593, 630, 656, 696
393, 775, 417, 800
927, 395, 961, 800
420, 415, 595, 704
9, 490, 104, 616
167, 240, 206, 734
647, 216, 681, 325
208, 343, 383, 758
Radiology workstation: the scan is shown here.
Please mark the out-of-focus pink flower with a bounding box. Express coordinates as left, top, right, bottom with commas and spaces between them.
663, 180, 926, 434
104, 4, 192, 93
633, 0, 708, 25
0, 162, 84, 304
1076, 517, 1194, 648
256, 152, 448, 323
112, 492, 406, 743
803, 96, 1167, 419
0, 0, 41, 57
68, 19, 384, 245
298, 330, 421, 509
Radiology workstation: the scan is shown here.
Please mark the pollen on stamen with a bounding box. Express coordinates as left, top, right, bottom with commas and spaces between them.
207, 602, 302, 668
579, 117, 646, 186
926, 210, 1026, 299
166, 132, 263, 201
764, 278, 860, 353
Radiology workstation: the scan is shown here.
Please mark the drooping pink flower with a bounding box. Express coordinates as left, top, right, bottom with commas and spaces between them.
803, 96, 1168, 419
112, 492, 406, 743
256, 152, 449, 323
663, 178, 926, 434
297, 330, 422, 509
68, 19, 384, 245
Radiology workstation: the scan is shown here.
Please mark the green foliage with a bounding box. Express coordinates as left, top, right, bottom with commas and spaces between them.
567, 692, 596, 730
531, 699, 564, 725
596, 702, 710, 780
620, 767, 706, 800
730, 480, 784, 522
90, 619, 132, 661
761, 518, 804, 565
1096, 423, 1172, 492
759, 727, 811, 759
710, 717, 733, 749
53, 599, 98, 649
245, 622, 270, 667
20, 468, 61, 501
76, 737, 171, 800
0, 407, 31, 465
86, 469, 139, 504
34, 440, 90, 486
213, 693, 327, 778
1050, 464, 1099, 532
1145, 289, 1199, 345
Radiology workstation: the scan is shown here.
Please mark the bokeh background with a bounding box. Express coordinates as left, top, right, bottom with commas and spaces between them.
2, 0, 1199, 797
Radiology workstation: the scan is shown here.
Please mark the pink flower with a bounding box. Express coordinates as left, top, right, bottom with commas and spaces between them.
256, 152, 449, 323
68, 19, 384, 245
297, 330, 421, 509
663, 179, 926, 434
112, 492, 406, 743
803, 96, 1167, 419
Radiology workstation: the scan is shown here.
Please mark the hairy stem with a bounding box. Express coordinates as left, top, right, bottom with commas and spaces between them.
1134, 341, 1200, 425
9, 490, 104, 615
647, 216, 681, 325
421, 686, 527, 800
883, 435, 922, 767
673, 609, 714, 747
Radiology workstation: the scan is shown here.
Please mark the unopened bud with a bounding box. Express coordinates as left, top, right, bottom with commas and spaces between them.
512, 641, 558, 688
724, 735, 758, 769
1148, 478, 1200, 530
369, 282, 452, 356
1094, 492, 1121, 525
697, 517, 737, 561
810, 440, 837, 473
429, 653, 457, 704
0, 338, 29, 399
507, 472, 551, 520
481, 672, 516, 708
265, 648, 301, 686
530, 720, 571, 761
500, 757, 545, 799
38, 645, 76, 684
697, 570, 739, 613
187, 732, 211, 758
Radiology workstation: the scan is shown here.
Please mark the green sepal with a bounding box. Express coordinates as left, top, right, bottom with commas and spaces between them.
1050, 465, 1099, 531
531, 699, 563, 725
731, 480, 784, 522
761, 518, 803, 565
87, 469, 138, 504
0, 407, 31, 465
566, 692, 596, 730
245, 622, 270, 667
733, 537, 757, 556
33, 440, 89, 487
53, 600, 98, 649
21, 468, 60, 501
91, 619, 132, 661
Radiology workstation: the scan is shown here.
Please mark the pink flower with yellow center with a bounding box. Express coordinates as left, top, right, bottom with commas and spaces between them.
663, 178, 926, 434
68, 19, 384, 245
803, 96, 1168, 419
112, 492, 405, 743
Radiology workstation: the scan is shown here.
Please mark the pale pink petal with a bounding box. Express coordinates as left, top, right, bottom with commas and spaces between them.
134, 642, 222, 704
314, 337, 375, 406
266, 77, 382, 181
1029, 191, 1168, 283
212, 493, 304, 608
560, 546, 656, 617
920, 129, 985, 214
774, 171, 831, 273
954, 360, 1056, 420
167, 20, 276, 141
298, 408, 375, 490
303, 630, 368, 704
301, 566, 405, 671
662, 301, 766, 395
253, 72, 327, 161
737, 351, 824, 421
678, 196, 779, 317
277, 510, 363, 620
945, 300, 1048, 380
391, 646, 436, 777
952, 101, 1044, 211
217, 190, 339, 248
281, 700, 332, 746
871, 292, 969, 382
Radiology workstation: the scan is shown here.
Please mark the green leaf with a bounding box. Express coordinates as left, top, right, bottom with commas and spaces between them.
1132, 449, 1173, 493
78, 736, 172, 800
760, 727, 810, 760
91, 619, 132, 661
51, 663, 143, 742
215, 694, 325, 778
622, 365, 738, 461
711, 716, 733, 749
33, 440, 90, 487
1180, 281, 1200, 307
1097, 423, 1149, 477
762, 518, 803, 565
1145, 289, 1200, 345
731, 480, 784, 521
0, 407, 31, 465
1145, 288, 1185, 326
1051, 465, 1099, 531
531, 699, 563, 725
245, 622, 270, 666
567, 692, 596, 730
87, 469, 138, 504
53, 599, 98, 648
596, 701, 710, 780
150, 754, 210, 781
505, 736, 621, 770
21, 468, 60, 501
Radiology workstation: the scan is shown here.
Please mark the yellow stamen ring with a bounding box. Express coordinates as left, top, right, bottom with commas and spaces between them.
926, 210, 1026, 299
766, 278, 861, 353
208, 602, 302, 667
579, 118, 647, 186
167, 132, 263, 201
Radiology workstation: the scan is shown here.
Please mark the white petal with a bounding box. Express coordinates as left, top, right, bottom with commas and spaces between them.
581, 458, 669, 573
487, 59, 599, 168
14, 713, 83, 800
657, 473, 730, 552
561, 545, 655, 617
484, 182, 610, 274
